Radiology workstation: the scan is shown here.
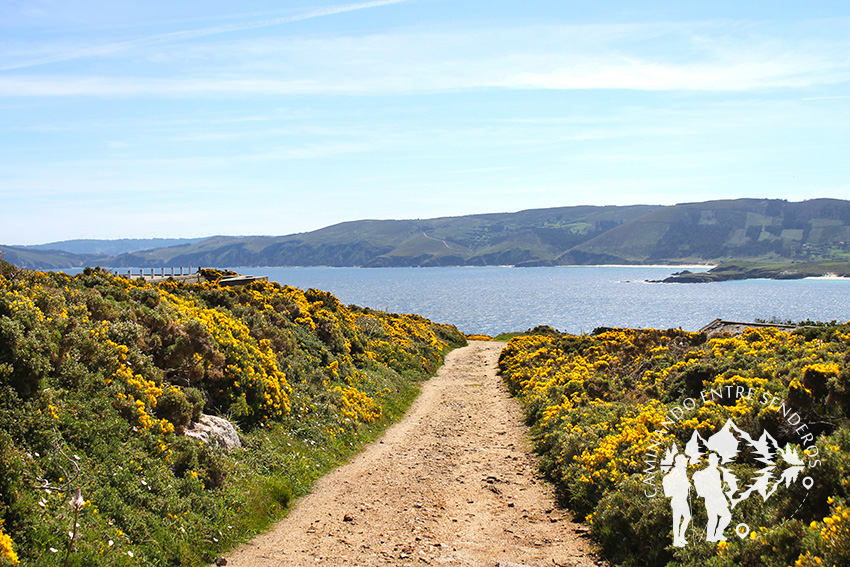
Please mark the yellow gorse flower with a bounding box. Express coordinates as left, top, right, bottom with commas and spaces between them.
499, 322, 850, 564
0, 527, 19, 564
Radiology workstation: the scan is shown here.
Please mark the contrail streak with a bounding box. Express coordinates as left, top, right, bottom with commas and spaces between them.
0, 0, 409, 72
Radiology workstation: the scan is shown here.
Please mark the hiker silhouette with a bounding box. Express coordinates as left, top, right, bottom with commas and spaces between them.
692, 452, 732, 542
662, 453, 691, 547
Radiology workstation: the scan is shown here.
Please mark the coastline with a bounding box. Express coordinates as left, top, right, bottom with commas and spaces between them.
658, 262, 850, 284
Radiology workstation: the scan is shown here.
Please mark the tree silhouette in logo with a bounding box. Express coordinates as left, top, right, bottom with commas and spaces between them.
660, 418, 806, 547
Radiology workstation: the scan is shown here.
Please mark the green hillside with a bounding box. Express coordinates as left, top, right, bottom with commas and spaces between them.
566, 198, 850, 264
102, 205, 659, 268
4, 199, 850, 269
24, 239, 206, 256
0, 246, 104, 271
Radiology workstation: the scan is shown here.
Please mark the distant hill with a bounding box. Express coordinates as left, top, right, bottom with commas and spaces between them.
102, 205, 658, 268
0, 238, 207, 270
23, 237, 207, 256
3, 199, 849, 269
561, 198, 850, 264
0, 245, 103, 270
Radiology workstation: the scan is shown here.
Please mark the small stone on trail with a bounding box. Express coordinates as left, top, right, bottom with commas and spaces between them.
343, 514, 355, 522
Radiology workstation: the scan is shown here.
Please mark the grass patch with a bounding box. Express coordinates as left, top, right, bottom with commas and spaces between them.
494, 325, 562, 342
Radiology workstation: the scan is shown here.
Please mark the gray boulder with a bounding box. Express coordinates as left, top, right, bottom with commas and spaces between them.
184, 414, 241, 450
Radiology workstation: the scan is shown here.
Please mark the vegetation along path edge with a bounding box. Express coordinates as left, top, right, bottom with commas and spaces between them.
223, 340, 601, 567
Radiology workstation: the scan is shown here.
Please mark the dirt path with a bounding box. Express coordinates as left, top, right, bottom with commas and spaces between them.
224, 341, 600, 567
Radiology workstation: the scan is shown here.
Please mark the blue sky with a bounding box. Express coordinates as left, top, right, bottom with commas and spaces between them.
2, 0, 849, 245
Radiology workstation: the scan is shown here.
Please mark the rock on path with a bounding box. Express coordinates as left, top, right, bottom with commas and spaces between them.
223, 341, 601, 567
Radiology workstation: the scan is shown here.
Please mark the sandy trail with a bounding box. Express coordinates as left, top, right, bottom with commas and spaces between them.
224, 341, 600, 567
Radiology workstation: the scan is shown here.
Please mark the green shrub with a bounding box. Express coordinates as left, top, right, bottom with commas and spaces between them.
154, 387, 193, 434
591, 476, 673, 567
183, 387, 205, 421
0, 269, 462, 566
501, 325, 850, 567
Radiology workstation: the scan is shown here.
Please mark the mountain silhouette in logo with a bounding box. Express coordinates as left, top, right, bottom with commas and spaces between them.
682, 419, 779, 467
714, 419, 779, 466
675, 419, 801, 508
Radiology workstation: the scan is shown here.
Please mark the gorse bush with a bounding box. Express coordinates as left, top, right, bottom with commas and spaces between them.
0, 267, 465, 566
500, 325, 850, 567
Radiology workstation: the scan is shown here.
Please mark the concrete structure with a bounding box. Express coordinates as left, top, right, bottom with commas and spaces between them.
698, 318, 798, 337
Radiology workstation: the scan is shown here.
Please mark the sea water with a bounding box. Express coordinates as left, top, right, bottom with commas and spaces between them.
229, 266, 850, 336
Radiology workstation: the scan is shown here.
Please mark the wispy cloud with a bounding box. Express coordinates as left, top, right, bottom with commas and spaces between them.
0, 0, 409, 71
802, 95, 850, 100
2, 19, 849, 97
